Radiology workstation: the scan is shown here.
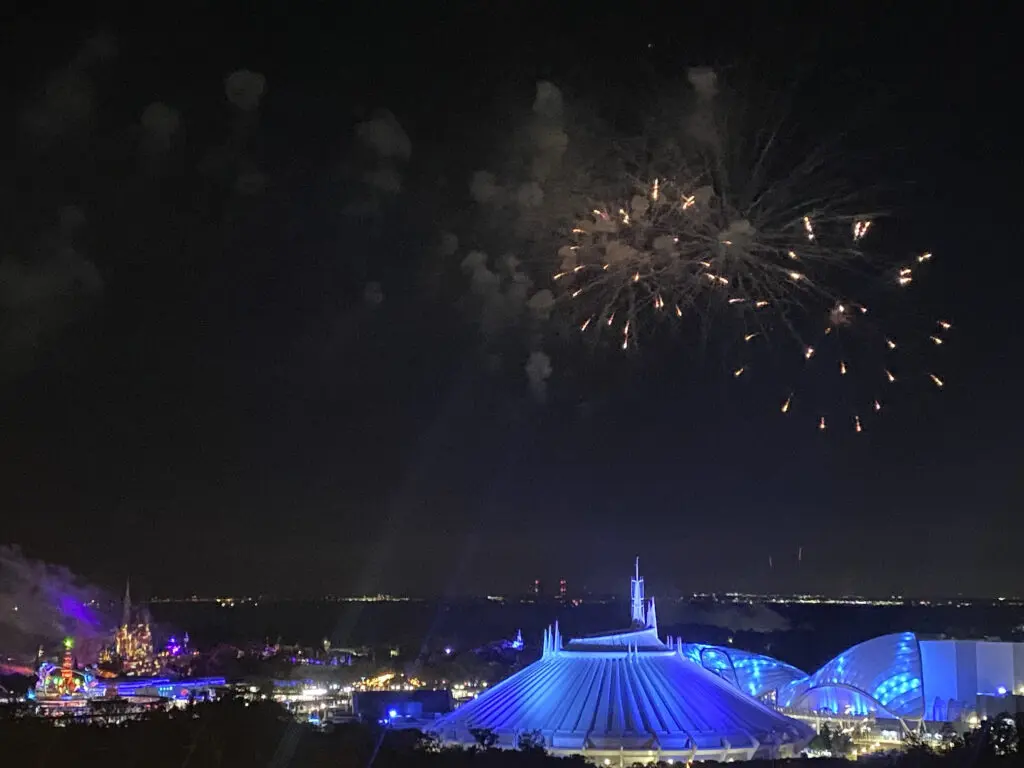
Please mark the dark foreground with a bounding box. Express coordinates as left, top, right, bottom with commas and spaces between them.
2, 699, 1022, 768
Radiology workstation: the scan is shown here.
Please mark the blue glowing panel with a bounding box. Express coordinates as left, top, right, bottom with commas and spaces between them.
681, 644, 807, 699
778, 633, 923, 719
975, 641, 1014, 696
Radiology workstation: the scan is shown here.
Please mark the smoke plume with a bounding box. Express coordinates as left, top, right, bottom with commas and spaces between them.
0, 546, 111, 663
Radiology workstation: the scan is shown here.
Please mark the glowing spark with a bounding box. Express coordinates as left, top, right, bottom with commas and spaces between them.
733, 367, 745, 377
633, 271, 640, 282
619, 208, 631, 224
755, 300, 769, 308
840, 361, 847, 375
651, 179, 660, 201
819, 416, 826, 431
571, 289, 583, 298
573, 265, 584, 272
698, 261, 711, 268
602, 263, 610, 270
674, 305, 682, 317
580, 318, 592, 332
917, 252, 933, 263
607, 313, 615, 326
716, 275, 729, 285
930, 336, 943, 345
824, 327, 832, 335
837, 304, 846, 313
743, 332, 759, 342
873, 400, 882, 412
860, 306, 868, 314
781, 396, 791, 413
622, 320, 630, 350
788, 271, 804, 281
682, 195, 695, 209
853, 220, 872, 241
855, 416, 863, 433
898, 276, 913, 286
930, 373, 944, 387
937, 320, 952, 330
728, 298, 745, 304
899, 267, 913, 276
591, 209, 602, 216
572, 228, 585, 234
885, 370, 896, 383
654, 295, 664, 309
805, 346, 815, 360
787, 250, 799, 260
886, 339, 897, 350
553, 272, 567, 280
803, 216, 815, 241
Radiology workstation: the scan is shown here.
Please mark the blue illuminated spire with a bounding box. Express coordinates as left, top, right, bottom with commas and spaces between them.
647, 596, 658, 634
630, 557, 645, 627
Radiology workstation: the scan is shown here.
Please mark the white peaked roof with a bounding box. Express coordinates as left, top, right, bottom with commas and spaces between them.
432, 561, 813, 760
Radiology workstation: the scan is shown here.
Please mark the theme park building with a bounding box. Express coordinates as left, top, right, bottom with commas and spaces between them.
432, 562, 813, 762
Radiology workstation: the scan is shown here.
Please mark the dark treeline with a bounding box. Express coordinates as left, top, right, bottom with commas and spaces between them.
1, 699, 1021, 768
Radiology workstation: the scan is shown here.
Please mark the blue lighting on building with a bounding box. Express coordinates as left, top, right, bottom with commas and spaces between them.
777, 633, 924, 718
431, 561, 813, 760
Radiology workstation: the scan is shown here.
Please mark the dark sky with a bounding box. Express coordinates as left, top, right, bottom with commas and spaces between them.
1, 3, 1018, 599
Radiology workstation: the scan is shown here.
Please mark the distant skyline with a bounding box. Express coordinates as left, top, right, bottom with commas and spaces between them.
2, 4, 1019, 599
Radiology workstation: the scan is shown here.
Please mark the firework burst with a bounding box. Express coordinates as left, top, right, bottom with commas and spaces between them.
554, 173, 875, 352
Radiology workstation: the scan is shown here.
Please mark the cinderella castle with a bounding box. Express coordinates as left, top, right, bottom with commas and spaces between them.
432, 561, 812, 762
98, 580, 156, 675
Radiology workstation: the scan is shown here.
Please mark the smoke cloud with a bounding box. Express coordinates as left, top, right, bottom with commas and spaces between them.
0, 546, 111, 663
0, 208, 103, 376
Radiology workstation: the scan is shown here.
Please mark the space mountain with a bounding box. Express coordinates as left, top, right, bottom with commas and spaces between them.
432, 562, 813, 762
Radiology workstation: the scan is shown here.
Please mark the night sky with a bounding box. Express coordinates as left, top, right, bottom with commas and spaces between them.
1, 3, 1018, 599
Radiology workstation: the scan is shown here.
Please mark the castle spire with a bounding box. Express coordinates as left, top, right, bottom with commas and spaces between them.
122, 578, 132, 628
630, 557, 645, 627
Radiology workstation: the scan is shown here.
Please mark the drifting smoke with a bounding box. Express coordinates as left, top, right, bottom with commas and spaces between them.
0, 207, 103, 377
346, 109, 413, 220
525, 350, 553, 401
224, 70, 266, 111
0, 546, 110, 663
662, 601, 791, 633
19, 30, 116, 141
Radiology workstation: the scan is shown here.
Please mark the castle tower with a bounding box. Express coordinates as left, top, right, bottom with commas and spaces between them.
121, 579, 132, 630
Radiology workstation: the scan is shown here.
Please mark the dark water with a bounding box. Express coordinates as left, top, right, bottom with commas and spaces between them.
148, 599, 1024, 673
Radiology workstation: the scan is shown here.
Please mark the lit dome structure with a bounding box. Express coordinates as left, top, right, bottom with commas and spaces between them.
432, 562, 813, 762
777, 632, 1024, 724
679, 643, 807, 701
